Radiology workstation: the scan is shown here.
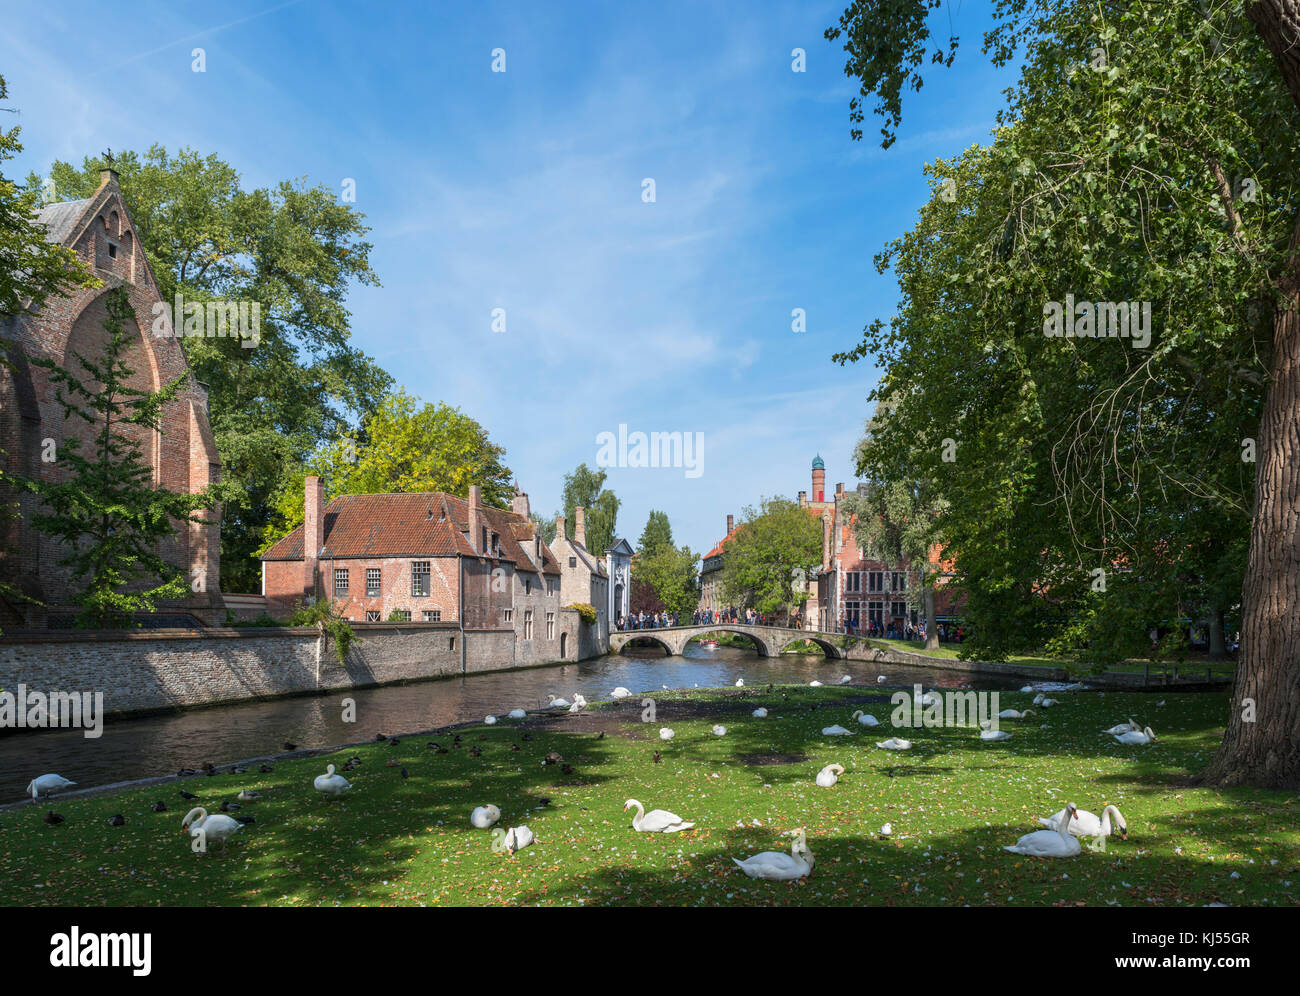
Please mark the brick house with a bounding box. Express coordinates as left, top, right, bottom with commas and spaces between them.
0, 168, 223, 627
261, 479, 585, 664
548, 506, 610, 657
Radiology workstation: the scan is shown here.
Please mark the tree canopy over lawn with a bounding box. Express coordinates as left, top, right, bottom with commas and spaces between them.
826, 0, 1300, 786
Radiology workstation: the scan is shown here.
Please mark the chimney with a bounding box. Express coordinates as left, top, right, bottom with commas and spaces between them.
512, 489, 530, 520
574, 506, 587, 548
555, 515, 567, 543
98, 167, 119, 189
726, 513, 734, 534
836, 482, 844, 496
798, 490, 807, 508
304, 475, 325, 600
468, 485, 482, 554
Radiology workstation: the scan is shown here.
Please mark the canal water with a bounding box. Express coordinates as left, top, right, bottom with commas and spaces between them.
0, 644, 1021, 802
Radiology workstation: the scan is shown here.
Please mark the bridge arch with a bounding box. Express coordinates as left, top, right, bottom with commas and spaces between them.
688, 627, 772, 656
774, 634, 845, 659
615, 634, 676, 656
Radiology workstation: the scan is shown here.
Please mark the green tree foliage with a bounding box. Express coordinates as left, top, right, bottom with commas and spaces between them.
559, 463, 619, 554
531, 513, 556, 545
634, 543, 700, 618
32, 147, 392, 591
719, 498, 822, 616
265, 389, 512, 540
23, 287, 227, 627
637, 509, 674, 558
825, 0, 1300, 785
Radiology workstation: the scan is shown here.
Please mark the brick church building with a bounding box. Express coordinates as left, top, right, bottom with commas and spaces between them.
0, 167, 224, 628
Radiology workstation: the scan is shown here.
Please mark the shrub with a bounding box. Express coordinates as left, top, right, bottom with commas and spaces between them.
568, 603, 598, 625
289, 599, 354, 664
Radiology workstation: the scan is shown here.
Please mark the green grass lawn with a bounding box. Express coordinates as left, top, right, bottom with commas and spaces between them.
872, 638, 1238, 677
1, 685, 1293, 906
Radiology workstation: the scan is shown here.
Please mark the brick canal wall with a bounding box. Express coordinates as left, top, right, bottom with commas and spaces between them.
0, 621, 579, 718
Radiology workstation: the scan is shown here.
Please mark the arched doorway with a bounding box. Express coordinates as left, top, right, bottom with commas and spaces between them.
560, 632, 568, 657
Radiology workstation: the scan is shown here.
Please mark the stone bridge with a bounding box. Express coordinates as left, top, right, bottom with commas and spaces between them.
609, 624, 848, 659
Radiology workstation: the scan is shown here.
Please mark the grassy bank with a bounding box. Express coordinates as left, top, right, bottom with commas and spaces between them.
1, 685, 1293, 906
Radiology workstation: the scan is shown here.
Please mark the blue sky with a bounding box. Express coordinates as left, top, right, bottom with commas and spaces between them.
2, 0, 1015, 555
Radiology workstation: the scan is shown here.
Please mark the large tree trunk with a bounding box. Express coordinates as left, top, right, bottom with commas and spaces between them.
923, 586, 939, 651
1200, 1, 1300, 788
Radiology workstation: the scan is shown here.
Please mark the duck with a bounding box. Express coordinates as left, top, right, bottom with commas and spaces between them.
471, 804, 501, 829
313, 764, 352, 798
498, 825, 535, 853
624, 798, 695, 833
852, 710, 880, 728
507, 708, 527, 719
546, 694, 570, 710
659, 727, 675, 740
815, 763, 845, 787
43, 811, 65, 826
876, 738, 912, 750
1038, 803, 1128, 839
109, 814, 125, 827
998, 708, 1036, 720
1113, 726, 1157, 745
610, 687, 632, 700
1004, 803, 1081, 857
821, 724, 853, 736
181, 806, 242, 852
732, 829, 815, 881
152, 801, 168, 813
236, 789, 260, 802
752, 707, 768, 718
26, 774, 76, 803
484, 715, 498, 725
1103, 718, 1140, 735
712, 725, 727, 736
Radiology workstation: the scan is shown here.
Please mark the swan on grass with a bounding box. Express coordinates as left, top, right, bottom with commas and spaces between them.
821, 724, 853, 736
484, 714, 498, 725
752, 707, 768, 718
809, 680, 824, 687
471, 804, 501, 829
1113, 726, 1156, 745
735, 678, 745, 687
839, 675, 852, 684
1038, 804, 1128, 839
659, 727, 675, 740
915, 689, 942, 707
313, 764, 352, 798
852, 710, 880, 727
733, 828, 814, 881
876, 737, 912, 750
507, 708, 527, 719
624, 798, 695, 833
1004, 803, 1081, 857
26, 774, 75, 803
568, 694, 588, 713
712, 725, 727, 736
998, 708, 1035, 720
546, 694, 570, 710
494, 824, 534, 853
611, 687, 632, 700
1103, 718, 1140, 735
979, 727, 1012, 742
815, 763, 844, 787
181, 807, 242, 853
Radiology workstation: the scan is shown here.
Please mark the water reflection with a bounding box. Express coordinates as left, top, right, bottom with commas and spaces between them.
0, 644, 1019, 801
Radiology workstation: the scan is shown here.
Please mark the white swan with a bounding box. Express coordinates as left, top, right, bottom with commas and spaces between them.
877, 675, 887, 683
181, 807, 242, 852
809, 680, 824, 687
916, 689, 942, 707
1004, 803, 1081, 857
659, 727, 675, 740
979, 727, 1012, 741
568, 694, 588, 713
752, 707, 768, 718
998, 708, 1035, 720
1113, 726, 1156, 745
821, 724, 853, 736
484, 714, 498, 725
313, 764, 352, 798
815, 763, 844, 787
471, 804, 501, 829
26, 773, 76, 803
1038, 804, 1127, 839
712, 725, 727, 736
1103, 718, 1140, 735
852, 710, 880, 727
507, 708, 527, 719
624, 798, 695, 833
733, 828, 815, 881
611, 687, 632, 700
735, 678, 745, 687
497, 825, 534, 853
546, 694, 570, 709
876, 737, 912, 750
1039, 697, 1060, 707
839, 675, 852, 684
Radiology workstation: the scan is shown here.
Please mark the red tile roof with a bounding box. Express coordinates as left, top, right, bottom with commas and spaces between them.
262, 492, 559, 574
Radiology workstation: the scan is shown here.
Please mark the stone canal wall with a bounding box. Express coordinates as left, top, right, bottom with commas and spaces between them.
0, 621, 578, 718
